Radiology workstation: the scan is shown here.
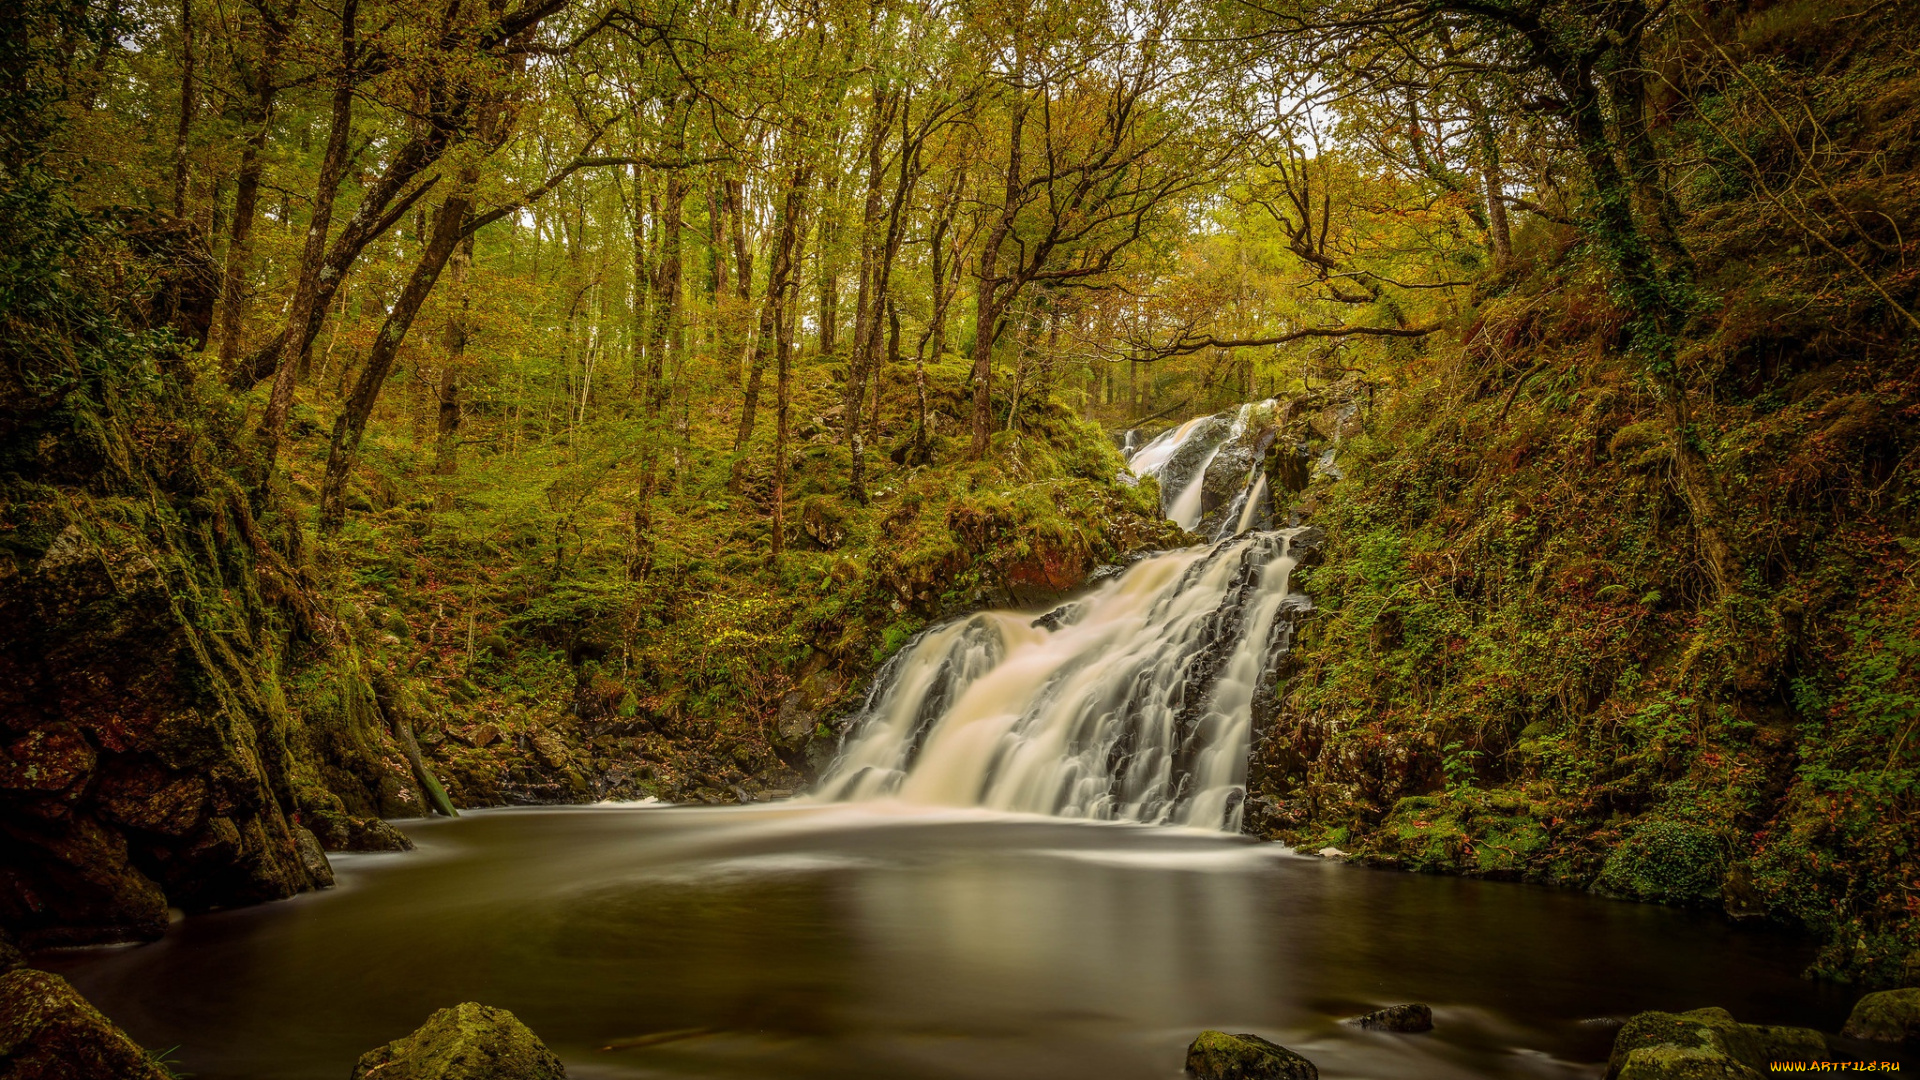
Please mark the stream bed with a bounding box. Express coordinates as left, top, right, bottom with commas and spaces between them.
40, 802, 1890, 1079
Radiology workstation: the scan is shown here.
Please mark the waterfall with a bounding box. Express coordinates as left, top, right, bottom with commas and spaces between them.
1124, 401, 1276, 535
814, 529, 1309, 831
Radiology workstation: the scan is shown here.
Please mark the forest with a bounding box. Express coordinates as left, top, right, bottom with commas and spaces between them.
1, 0, 1918, 1075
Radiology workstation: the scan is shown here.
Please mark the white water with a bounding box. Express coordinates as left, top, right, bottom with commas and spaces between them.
1123, 415, 1210, 482
1124, 402, 1272, 533
816, 529, 1307, 831
1165, 445, 1223, 530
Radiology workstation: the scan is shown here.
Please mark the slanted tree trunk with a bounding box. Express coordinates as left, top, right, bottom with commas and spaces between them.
255, 0, 358, 469
318, 185, 474, 534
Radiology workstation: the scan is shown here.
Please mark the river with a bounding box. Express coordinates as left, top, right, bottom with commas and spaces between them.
42, 801, 1870, 1079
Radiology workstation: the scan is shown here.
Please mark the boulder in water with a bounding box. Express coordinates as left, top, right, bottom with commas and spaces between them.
351, 1002, 566, 1080
1841, 988, 1920, 1043
0, 968, 171, 1080
1184, 1029, 1317, 1079
1604, 1007, 1824, 1079
1355, 1003, 1433, 1032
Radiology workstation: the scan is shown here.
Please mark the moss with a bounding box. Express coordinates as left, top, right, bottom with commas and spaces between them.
1840, 988, 1920, 1043
1597, 821, 1726, 905
0, 969, 172, 1080
349, 1002, 564, 1080
1183, 1029, 1318, 1080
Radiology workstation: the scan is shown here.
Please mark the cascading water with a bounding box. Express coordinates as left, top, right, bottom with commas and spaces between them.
814, 528, 1309, 831
1123, 401, 1277, 535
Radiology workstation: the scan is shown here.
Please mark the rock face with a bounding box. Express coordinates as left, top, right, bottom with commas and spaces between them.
0, 968, 170, 1080
351, 1002, 566, 1080
1184, 1029, 1318, 1080
0, 507, 349, 948
1841, 988, 1920, 1043
1605, 1007, 1825, 1080
1356, 1003, 1433, 1032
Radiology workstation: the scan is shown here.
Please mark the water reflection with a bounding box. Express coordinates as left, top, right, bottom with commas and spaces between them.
37, 804, 1886, 1080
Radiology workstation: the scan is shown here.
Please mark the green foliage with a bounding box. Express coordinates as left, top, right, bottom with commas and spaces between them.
1598, 821, 1726, 905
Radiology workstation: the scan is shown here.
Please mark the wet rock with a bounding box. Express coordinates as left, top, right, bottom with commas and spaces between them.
291, 825, 335, 887
345, 816, 414, 852
775, 666, 845, 764
0, 813, 170, 948
1841, 988, 1920, 1043
1356, 1003, 1432, 1032
1184, 1030, 1317, 1079
1605, 1007, 1825, 1080
351, 1002, 565, 1080
1030, 599, 1087, 632
1269, 440, 1311, 494
0, 968, 171, 1080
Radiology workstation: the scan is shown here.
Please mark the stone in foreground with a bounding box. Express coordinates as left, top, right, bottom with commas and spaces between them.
351, 1002, 565, 1080
1355, 1003, 1433, 1032
1605, 1007, 1825, 1080
1841, 988, 1920, 1044
1185, 1029, 1318, 1080
0, 968, 171, 1080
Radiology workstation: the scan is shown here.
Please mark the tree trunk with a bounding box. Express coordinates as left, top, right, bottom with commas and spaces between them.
843, 90, 894, 505
318, 187, 473, 534
1472, 96, 1511, 268
630, 163, 650, 398
255, 0, 358, 470
970, 98, 1027, 460
215, 7, 290, 367
233, 130, 447, 394
725, 172, 754, 381
170, 0, 194, 218
733, 156, 809, 489
1607, 62, 1691, 273
645, 170, 685, 418
1040, 304, 1058, 402
817, 158, 840, 357
433, 229, 473, 477
1565, 74, 1733, 598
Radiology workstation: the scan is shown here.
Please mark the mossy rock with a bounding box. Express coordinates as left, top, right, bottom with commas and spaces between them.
350, 1002, 565, 1080
1605, 1007, 1824, 1080
1376, 792, 1549, 877
477, 634, 513, 661
0, 968, 171, 1079
1598, 820, 1725, 905
1184, 1029, 1317, 1079
1841, 987, 1920, 1043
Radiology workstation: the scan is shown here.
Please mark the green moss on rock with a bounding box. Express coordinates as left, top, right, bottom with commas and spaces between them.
350, 1002, 565, 1080
1598, 821, 1726, 905
1184, 1029, 1317, 1080
1604, 1007, 1824, 1080
1840, 987, 1920, 1043
0, 968, 170, 1080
